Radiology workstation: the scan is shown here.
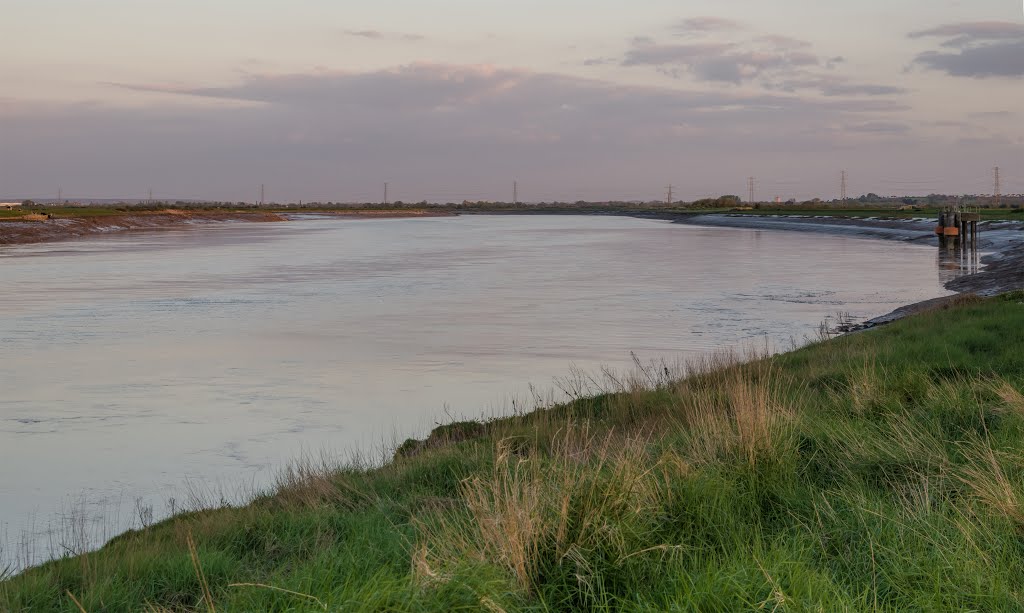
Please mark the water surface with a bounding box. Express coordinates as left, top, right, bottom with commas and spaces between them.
1, 215, 950, 565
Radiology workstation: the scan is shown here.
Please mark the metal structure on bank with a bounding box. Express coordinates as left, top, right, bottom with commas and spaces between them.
936, 205, 980, 246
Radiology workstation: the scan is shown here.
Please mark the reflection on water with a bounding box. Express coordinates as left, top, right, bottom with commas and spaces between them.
1, 215, 953, 567
937, 241, 983, 286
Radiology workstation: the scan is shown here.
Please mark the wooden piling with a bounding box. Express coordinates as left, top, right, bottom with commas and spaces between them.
962, 213, 981, 245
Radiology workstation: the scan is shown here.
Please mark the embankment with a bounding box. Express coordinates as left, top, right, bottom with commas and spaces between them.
5, 291, 1024, 610
0, 210, 287, 247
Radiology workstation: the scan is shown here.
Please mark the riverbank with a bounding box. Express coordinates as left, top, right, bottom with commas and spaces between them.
675, 213, 1024, 298
0, 208, 458, 247
5, 290, 1024, 610
0, 210, 288, 246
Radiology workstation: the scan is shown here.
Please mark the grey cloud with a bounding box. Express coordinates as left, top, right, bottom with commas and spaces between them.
623, 40, 818, 84
825, 56, 845, 69
3, 64, 926, 200
823, 83, 906, 96
767, 75, 907, 97
846, 121, 911, 134
910, 21, 1024, 77
345, 29, 425, 42
623, 43, 733, 66
673, 16, 744, 33
909, 22, 1024, 46
756, 35, 812, 50
913, 41, 1024, 77
970, 110, 1016, 119
346, 29, 384, 39
621, 23, 905, 99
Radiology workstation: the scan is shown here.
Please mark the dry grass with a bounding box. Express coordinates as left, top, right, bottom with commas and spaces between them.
958, 441, 1024, 529
993, 380, 1024, 414
416, 425, 679, 594
271, 456, 372, 511
675, 363, 793, 467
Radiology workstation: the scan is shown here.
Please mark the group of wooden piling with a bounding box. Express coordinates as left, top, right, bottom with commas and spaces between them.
936, 208, 980, 245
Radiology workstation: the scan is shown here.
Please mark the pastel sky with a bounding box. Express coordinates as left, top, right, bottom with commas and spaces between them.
2, 0, 1021, 202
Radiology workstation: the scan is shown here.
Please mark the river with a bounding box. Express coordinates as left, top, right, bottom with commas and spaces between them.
0, 214, 951, 568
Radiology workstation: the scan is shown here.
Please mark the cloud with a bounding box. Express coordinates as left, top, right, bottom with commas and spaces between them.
969, 110, 1016, 119
909, 22, 1024, 46
344, 29, 425, 42
909, 21, 1024, 77
621, 28, 902, 98
913, 42, 1024, 77
2, 63, 932, 200
825, 56, 845, 69
756, 35, 812, 51
623, 39, 818, 84
766, 75, 907, 97
673, 16, 744, 34
846, 121, 911, 134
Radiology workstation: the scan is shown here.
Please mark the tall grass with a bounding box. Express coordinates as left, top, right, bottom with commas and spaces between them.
4, 292, 1024, 611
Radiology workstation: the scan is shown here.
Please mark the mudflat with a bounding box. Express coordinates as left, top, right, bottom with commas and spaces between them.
0, 210, 287, 246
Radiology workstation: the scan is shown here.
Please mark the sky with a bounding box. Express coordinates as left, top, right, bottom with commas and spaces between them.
1, 0, 1022, 203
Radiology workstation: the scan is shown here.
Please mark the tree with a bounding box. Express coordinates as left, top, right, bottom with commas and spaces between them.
688, 195, 742, 209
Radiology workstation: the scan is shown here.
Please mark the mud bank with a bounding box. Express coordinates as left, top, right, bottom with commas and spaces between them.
0, 210, 286, 247
680, 213, 1024, 325
680, 214, 1022, 250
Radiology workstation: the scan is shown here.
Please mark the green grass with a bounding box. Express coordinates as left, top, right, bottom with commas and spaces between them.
5, 293, 1024, 611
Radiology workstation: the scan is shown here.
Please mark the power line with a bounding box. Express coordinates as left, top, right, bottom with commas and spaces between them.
840, 170, 847, 201
665, 184, 673, 205
747, 177, 755, 204
260, 184, 265, 206
383, 182, 389, 205
513, 181, 518, 205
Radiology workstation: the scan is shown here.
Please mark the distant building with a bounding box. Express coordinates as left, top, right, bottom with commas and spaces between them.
1, 202, 22, 210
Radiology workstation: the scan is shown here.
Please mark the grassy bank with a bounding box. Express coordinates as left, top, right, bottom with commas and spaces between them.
4, 293, 1024, 611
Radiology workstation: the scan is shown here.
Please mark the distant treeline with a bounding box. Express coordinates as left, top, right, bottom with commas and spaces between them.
15, 192, 1024, 211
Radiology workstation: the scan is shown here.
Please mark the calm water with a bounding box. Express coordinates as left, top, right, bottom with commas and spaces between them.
1, 215, 951, 565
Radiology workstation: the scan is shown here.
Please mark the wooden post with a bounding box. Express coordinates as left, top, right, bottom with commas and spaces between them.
962, 213, 981, 246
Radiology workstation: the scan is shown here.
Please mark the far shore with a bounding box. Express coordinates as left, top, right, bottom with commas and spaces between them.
0, 209, 287, 247
0, 207, 453, 247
